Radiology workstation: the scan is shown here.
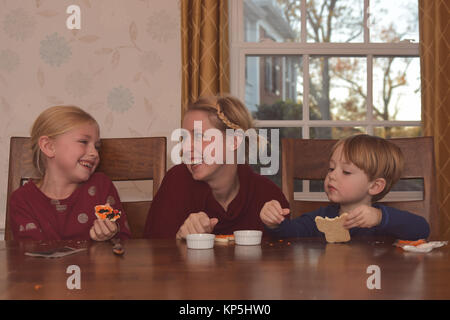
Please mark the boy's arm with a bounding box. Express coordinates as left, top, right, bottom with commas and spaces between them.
266, 208, 325, 239
362, 204, 430, 240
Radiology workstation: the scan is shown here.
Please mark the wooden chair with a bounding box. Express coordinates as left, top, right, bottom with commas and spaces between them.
5, 137, 166, 240
281, 137, 439, 238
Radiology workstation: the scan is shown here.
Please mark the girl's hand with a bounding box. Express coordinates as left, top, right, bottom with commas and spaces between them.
89, 219, 119, 241
343, 205, 382, 229
260, 200, 290, 229
176, 212, 219, 240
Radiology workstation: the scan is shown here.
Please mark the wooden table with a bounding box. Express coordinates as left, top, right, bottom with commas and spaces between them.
0, 238, 449, 300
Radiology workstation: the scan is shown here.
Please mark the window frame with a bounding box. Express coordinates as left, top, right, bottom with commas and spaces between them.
229, 0, 422, 200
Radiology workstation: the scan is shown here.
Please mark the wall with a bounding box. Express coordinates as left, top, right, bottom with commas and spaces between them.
0, 0, 181, 238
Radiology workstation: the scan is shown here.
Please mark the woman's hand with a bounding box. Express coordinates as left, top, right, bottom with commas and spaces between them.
176, 212, 219, 240
260, 200, 290, 229
89, 219, 119, 241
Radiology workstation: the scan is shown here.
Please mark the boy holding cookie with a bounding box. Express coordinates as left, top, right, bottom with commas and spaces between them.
260, 134, 430, 240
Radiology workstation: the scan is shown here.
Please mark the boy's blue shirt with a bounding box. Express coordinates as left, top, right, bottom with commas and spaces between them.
267, 203, 430, 240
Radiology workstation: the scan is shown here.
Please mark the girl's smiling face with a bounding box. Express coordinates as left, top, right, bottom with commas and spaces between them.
324, 145, 373, 208
49, 121, 100, 184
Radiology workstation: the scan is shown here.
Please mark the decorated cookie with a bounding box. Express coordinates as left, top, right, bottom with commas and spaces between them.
315, 213, 350, 243
95, 203, 121, 222
215, 235, 235, 243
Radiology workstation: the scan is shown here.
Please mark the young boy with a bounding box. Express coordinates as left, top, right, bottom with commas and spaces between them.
260, 134, 430, 240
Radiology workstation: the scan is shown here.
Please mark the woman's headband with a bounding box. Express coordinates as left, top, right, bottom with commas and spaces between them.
213, 103, 241, 130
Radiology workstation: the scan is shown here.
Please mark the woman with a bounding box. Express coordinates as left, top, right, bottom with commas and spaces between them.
143, 95, 290, 239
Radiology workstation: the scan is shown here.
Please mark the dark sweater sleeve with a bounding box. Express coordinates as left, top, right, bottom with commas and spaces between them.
254, 174, 291, 218
143, 165, 193, 238
266, 207, 327, 238
350, 204, 430, 240
9, 190, 45, 241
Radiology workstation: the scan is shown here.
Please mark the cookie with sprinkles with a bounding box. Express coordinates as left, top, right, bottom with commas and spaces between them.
95, 203, 121, 222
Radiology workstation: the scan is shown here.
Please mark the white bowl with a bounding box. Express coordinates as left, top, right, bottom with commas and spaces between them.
233, 230, 263, 246
186, 233, 215, 249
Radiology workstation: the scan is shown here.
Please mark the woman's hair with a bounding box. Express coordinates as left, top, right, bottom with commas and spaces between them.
330, 134, 404, 202
185, 95, 266, 163
186, 95, 254, 132
30, 105, 98, 176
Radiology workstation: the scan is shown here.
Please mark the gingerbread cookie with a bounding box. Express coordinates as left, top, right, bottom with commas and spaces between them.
315, 213, 350, 243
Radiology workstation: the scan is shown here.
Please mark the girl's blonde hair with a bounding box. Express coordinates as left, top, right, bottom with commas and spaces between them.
186, 95, 267, 162
30, 105, 98, 176
330, 134, 404, 202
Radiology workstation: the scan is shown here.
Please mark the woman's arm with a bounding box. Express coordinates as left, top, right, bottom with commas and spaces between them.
143, 165, 193, 238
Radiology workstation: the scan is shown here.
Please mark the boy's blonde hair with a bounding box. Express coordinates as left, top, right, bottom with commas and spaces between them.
30, 105, 98, 176
330, 134, 404, 202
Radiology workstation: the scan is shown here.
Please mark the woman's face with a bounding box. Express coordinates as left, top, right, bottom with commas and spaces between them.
182, 110, 231, 182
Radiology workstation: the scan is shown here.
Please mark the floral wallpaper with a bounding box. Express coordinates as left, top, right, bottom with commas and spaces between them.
0, 0, 181, 237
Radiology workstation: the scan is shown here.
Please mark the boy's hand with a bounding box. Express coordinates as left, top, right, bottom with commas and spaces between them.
90, 219, 118, 241
343, 205, 382, 229
260, 200, 290, 229
176, 212, 219, 240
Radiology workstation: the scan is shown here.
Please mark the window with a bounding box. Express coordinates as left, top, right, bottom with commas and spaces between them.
230, 0, 421, 200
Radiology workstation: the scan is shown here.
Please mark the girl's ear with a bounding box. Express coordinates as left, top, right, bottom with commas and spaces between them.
38, 136, 56, 159
368, 178, 386, 197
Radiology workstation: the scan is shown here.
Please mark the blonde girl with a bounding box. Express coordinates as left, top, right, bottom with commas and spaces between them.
9, 106, 131, 241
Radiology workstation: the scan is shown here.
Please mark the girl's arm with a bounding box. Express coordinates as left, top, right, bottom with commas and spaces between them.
9, 194, 46, 241
103, 179, 131, 240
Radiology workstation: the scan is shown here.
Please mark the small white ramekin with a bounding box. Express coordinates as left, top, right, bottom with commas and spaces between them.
186, 233, 215, 249
233, 230, 263, 246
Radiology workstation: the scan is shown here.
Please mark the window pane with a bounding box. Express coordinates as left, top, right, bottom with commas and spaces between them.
310, 127, 366, 139
244, 0, 299, 42
373, 57, 421, 121
246, 56, 303, 120
307, 0, 364, 43
294, 179, 326, 192
370, 0, 419, 43
374, 126, 422, 138
309, 57, 366, 122
250, 127, 302, 186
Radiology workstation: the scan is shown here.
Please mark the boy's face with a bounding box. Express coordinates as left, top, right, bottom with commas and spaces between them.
324, 145, 373, 208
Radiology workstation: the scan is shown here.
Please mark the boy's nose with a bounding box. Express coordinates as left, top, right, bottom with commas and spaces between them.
327, 170, 337, 180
